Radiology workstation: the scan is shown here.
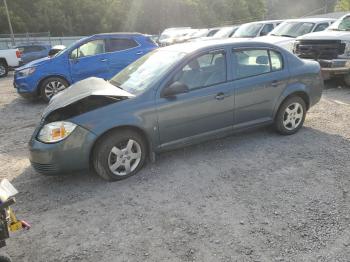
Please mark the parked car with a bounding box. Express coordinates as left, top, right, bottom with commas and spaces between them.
0, 48, 21, 77
29, 40, 323, 181
232, 20, 283, 38
15, 43, 51, 64
293, 13, 350, 85
48, 45, 66, 57
191, 26, 240, 42
158, 28, 194, 46
257, 18, 335, 51
14, 33, 158, 102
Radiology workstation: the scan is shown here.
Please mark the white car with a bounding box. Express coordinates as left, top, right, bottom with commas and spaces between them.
294, 14, 350, 85
232, 20, 283, 39
257, 18, 336, 51
0, 48, 22, 77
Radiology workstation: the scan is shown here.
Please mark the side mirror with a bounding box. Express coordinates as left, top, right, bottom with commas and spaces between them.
162, 81, 189, 98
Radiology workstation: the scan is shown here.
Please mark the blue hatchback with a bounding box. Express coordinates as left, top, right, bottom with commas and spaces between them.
14, 33, 158, 101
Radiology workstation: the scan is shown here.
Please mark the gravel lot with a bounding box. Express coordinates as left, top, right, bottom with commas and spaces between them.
0, 73, 349, 262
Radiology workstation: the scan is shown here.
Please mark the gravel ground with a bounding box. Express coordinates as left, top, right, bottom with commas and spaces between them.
0, 73, 349, 262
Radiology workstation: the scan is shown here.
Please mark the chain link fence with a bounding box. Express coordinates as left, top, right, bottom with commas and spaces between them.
0, 32, 84, 49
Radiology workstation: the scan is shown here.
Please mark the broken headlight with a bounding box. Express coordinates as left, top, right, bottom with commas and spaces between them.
37, 121, 77, 143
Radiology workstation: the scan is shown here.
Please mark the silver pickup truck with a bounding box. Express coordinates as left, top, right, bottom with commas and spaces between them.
293, 14, 350, 85
0, 48, 22, 77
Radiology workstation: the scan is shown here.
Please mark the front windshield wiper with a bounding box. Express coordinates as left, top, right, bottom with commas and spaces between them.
109, 79, 124, 90
330, 28, 349, 31
280, 34, 294, 38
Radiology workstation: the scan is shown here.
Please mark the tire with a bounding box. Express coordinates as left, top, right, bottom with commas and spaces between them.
40, 77, 69, 102
274, 96, 306, 135
0, 61, 8, 78
0, 253, 12, 262
92, 129, 147, 181
343, 74, 350, 87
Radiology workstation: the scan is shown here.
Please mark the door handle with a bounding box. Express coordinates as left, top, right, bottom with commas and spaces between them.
136, 51, 143, 55
101, 58, 108, 62
215, 92, 225, 100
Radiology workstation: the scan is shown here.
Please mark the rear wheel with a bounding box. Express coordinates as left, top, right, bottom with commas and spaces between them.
0, 61, 8, 78
274, 96, 306, 135
40, 77, 69, 102
92, 130, 147, 181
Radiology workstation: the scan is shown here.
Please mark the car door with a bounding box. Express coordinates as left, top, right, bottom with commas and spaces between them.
69, 39, 110, 83
156, 49, 235, 147
232, 48, 289, 128
105, 38, 143, 78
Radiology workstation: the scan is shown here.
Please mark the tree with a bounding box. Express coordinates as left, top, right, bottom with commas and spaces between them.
335, 0, 350, 11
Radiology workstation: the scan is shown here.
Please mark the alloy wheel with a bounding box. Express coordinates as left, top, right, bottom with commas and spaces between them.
44, 80, 66, 99
283, 102, 304, 131
108, 139, 142, 176
0, 65, 6, 76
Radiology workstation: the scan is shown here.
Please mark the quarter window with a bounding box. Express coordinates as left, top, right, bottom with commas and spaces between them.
173, 51, 227, 90
107, 38, 139, 52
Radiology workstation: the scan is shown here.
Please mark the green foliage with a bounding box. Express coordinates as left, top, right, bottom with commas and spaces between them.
0, 0, 266, 35
335, 0, 350, 11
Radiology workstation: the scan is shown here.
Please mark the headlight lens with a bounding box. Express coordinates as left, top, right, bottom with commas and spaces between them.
37, 121, 77, 143
18, 67, 36, 77
342, 41, 350, 56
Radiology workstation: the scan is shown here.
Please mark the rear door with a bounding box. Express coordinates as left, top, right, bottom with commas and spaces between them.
105, 38, 144, 78
232, 48, 289, 127
69, 39, 110, 82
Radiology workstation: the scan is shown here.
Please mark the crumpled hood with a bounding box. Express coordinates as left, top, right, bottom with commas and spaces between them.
256, 35, 296, 51
297, 30, 350, 41
42, 77, 134, 117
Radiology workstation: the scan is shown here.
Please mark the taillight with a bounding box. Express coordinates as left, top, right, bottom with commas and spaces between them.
16, 50, 21, 58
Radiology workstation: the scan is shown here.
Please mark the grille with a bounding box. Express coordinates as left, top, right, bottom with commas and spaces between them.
31, 162, 58, 174
294, 40, 345, 60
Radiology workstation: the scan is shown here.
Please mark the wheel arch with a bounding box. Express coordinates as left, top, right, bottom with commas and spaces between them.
0, 58, 8, 67
89, 125, 152, 170
37, 75, 70, 96
274, 85, 311, 119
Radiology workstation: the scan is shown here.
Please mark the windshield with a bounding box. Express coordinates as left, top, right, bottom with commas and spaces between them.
270, 22, 315, 38
233, 23, 263, 38
328, 16, 350, 31
110, 50, 187, 95
213, 27, 235, 38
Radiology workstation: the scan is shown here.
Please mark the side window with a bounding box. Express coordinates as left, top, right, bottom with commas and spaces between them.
313, 23, 329, 32
107, 38, 139, 52
173, 51, 226, 90
260, 24, 274, 36
233, 49, 271, 79
71, 40, 105, 59
269, 50, 283, 71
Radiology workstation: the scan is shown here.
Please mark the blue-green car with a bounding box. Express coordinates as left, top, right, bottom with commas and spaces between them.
29, 40, 323, 181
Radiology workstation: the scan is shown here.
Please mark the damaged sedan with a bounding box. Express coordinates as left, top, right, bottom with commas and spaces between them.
29, 40, 323, 181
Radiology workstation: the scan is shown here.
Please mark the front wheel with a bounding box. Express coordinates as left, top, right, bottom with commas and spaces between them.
274, 96, 306, 135
0, 61, 8, 78
343, 74, 350, 87
92, 130, 147, 181
40, 77, 69, 102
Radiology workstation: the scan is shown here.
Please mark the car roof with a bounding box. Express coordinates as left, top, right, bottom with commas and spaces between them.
281, 17, 336, 23
161, 38, 282, 54
92, 32, 146, 38
242, 20, 284, 24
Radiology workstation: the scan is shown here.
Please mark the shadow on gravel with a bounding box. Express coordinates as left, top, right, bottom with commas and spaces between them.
11, 124, 350, 214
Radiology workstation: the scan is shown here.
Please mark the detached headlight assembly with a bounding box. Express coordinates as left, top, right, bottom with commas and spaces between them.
18, 67, 36, 77
37, 121, 77, 143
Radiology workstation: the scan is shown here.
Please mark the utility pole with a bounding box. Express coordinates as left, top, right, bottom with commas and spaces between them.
3, 0, 15, 46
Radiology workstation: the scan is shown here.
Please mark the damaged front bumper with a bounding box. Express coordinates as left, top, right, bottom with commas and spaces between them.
29, 125, 97, 175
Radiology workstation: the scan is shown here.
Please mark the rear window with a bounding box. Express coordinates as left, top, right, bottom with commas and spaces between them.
107, 38, 139, 52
